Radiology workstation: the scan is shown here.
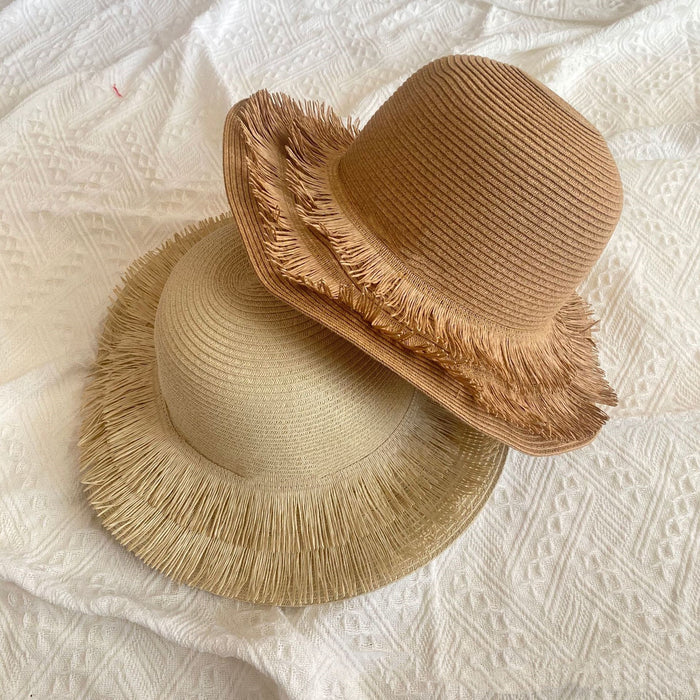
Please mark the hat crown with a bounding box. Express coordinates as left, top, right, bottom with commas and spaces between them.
154, 225, 413, 484
335, 55, 623, 330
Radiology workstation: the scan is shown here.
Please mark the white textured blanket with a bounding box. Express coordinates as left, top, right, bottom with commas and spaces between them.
1, 0, 698, 697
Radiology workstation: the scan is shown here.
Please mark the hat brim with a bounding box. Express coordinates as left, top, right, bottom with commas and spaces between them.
79, 215, 507, 606
223, 96, 616, 456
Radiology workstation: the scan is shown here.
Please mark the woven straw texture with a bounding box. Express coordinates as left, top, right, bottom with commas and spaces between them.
224, 54, 623, 456
79, 215, 507, 606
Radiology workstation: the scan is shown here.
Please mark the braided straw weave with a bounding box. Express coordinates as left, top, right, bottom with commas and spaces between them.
79, 215, 507, 606
223, 54, 624, 456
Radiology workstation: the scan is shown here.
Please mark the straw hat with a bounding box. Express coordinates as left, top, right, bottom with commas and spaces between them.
223, 54, 624, 456
79, 215, 507, 606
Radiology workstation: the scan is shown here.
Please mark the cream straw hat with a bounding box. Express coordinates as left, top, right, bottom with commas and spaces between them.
223, 54, 623, 456
79, 215, 507, 606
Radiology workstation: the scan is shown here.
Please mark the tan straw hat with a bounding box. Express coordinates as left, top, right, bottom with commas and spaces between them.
79, 215, 507, 606
223, 54, 624, 456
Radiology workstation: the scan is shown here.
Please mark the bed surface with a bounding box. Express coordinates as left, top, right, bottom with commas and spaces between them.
1, 0, 698, 697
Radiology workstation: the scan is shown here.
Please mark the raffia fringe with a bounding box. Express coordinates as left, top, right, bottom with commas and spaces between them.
79, 214, 499, 605
237, 91, 617, 441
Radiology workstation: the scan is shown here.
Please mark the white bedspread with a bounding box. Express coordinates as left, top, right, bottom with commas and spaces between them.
1, 0, 698, 697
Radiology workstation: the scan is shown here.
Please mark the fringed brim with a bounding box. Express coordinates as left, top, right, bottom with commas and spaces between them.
223, 94, 616, 456
79, 215, 507, 606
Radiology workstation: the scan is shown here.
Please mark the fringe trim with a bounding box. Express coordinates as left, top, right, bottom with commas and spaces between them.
237, 89, 358, 298
79, 215, 504, 605
335, 285, 614, 441
235, 91, 617, 442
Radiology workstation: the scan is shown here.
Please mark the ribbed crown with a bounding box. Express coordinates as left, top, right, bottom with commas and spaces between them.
153, 225, 413, 485
335, 54, 624, 330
